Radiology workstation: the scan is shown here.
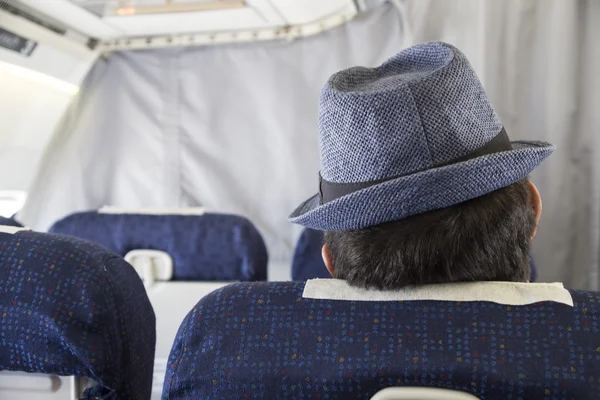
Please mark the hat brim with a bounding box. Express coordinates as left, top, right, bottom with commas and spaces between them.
288, 141, 555, 231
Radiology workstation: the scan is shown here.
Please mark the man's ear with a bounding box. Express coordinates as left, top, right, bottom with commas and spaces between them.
528, 180, 542, 239
322, 243, 335, 277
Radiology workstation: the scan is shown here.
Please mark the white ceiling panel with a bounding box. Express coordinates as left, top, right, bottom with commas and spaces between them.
102, 8, 276, 36
247, 0, 286, 25
270, 0, 355, 25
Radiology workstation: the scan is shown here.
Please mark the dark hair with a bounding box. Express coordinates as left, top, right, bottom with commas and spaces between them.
325, 179, 536, 289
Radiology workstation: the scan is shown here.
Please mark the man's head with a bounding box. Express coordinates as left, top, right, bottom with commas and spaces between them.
288, 43, 555, 288
321, 179, 542, 289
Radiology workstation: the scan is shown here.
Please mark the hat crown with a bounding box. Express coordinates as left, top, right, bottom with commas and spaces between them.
318, 42, 502, 183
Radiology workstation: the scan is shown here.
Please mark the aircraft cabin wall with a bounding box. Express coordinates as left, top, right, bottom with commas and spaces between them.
0, 8, 95, 216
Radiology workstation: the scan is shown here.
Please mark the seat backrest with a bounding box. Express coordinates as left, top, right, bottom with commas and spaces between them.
163, 279, 599, 399
292, 228, 539, 282
50, 208, 268, 399
0, 226, 156, 399
49, 208, 268, 281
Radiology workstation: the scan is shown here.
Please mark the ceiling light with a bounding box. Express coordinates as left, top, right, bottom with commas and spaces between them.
114, 0, 246, 16
116, 6, 136, 15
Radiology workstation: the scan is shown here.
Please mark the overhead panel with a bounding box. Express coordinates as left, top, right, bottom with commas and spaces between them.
65, 0, 279, 36
12, 0, 358, 48
0, 0, 99, 85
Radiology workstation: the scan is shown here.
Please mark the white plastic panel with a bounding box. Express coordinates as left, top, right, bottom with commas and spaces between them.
17, 0, 123, 39
0, 10, 91, 59
371, 387, 480, 400
149, 282, 229, 358
101, 7, 275, 37
0, 372, 59, 393
0, 31, 96, 86
247, 0, 286, 25
0, 373, 87, 400
124, 249, 229, 399
125, 249, 174, 286
146, 281, 229, 400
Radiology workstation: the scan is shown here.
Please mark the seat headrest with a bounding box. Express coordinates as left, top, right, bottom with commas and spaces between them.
0, 229, 155, 399
49, 210, 268, 281
292, 228, 330, 280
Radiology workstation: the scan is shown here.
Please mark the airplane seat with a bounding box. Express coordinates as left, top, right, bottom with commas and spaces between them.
292, 228, 540, 282
0, 225, 155, 400
50, 207, 268, 399
162, 279, 600, 399
49, 208, 268, 282
0, 216, 23, 228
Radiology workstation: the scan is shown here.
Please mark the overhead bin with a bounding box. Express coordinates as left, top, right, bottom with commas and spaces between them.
12, 0, 360, 50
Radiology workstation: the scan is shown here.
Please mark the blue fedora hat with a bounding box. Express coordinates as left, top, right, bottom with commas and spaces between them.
289, 42, 555, 231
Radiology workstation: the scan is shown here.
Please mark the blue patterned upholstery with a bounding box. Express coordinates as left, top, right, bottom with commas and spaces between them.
49, 211, 268, 281
163, 281, 600, 399
0, 216, 23, 227
292, 228, 540, 282
0, 229, 155, 399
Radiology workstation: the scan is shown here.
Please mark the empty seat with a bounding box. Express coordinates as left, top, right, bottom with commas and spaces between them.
50, 208, 268, 399
292, 228, 540, 282
0, 225, 155, 399
49, 208, 268, 281
162, 279, 599, 399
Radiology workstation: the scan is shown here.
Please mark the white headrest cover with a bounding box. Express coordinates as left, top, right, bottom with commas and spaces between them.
303, 279, 573, 307
99, 206, 205, 215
